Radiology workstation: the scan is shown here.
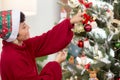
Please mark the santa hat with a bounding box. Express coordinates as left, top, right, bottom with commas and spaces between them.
0, 10, 20, 42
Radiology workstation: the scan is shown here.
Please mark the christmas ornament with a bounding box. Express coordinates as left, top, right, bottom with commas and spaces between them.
76, 57, 83, 69
74, 76, 78, 80
115, 42, 120, 48
88, 69, 99, 80
68, 43, 82, 57
105, 70, 114, 80
88, 28, 107, 44
76, 56, 81, 65
68, 56, 75, 64
78, 40, 84, 48
103, 4, 110, 11
80, 53, 87, 65
84, 63, 90, 70
84, 24, 92, 32
81, 63, 91, 75
90, 21, 98, 29
114, 62, 120, 67
84, 38, 90, 48
114, 77, 120, 80
73, 24, 85, 33
76, 53, 87, 65
82, 13, 93, 24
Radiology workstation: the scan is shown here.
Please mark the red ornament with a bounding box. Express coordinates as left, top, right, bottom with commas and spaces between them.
115, 77, 120, 80
78, 40, 84, 48
84, 63, 90, 69
84, 24, 92, 32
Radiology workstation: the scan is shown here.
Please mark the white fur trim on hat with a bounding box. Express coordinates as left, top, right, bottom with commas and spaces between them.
6, 10, 20, 42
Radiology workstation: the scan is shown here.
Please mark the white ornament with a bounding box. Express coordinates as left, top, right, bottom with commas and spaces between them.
90, 21, 98, 29
76, 57, 82, 64
89, 28, 107, 39
109, 48, 115, 57
84, 39, 90, 48
105, 70, 114, 80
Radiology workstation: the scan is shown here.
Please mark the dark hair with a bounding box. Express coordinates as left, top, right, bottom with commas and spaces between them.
20, 12, 25, 23
17, 12, 25, 37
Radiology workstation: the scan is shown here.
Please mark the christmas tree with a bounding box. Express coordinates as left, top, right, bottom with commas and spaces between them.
58, 0, 120, 80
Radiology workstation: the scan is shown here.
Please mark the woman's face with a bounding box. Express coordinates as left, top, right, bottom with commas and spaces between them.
17, 22, 30, 41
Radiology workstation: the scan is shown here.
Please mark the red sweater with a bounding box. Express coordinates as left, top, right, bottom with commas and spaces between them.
1, 19, 74, 80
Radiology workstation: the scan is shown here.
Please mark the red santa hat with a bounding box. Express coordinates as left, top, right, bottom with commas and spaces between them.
0, 10, 20, 42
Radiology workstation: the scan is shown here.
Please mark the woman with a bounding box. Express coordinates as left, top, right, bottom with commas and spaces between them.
0, 10, 83, 80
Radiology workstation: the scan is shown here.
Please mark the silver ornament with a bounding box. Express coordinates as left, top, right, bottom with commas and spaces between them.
105, 70, 114, 80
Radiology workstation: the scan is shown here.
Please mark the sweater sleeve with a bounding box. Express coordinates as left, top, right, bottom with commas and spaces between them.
38, 61, 62, 80
25, 18, 74, 57
8, 58, 62, 80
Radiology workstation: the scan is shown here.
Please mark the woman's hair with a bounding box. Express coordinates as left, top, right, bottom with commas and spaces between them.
17, 12, 25, 37
20, 12, 25, 23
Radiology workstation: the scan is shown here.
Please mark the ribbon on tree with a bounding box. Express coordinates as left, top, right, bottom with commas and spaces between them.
78, 0, 92, 8
82, 13, 94, 24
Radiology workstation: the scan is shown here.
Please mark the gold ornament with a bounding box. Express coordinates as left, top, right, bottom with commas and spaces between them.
68, 56, 74, 64
87, 69, 99, 80
72, 23, 85, 33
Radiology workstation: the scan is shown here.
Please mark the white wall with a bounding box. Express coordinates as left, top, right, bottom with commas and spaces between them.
26, 0, 61, 66
26, 0, 60, 36
0, 0, 1, 10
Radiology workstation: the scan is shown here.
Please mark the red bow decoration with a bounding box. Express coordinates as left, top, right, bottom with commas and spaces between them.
78, 0, 92, 8
82, 13, 93, 24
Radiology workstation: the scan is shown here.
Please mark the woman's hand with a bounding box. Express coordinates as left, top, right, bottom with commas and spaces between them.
70, 12, 83, 24
55, 50, 67, 64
